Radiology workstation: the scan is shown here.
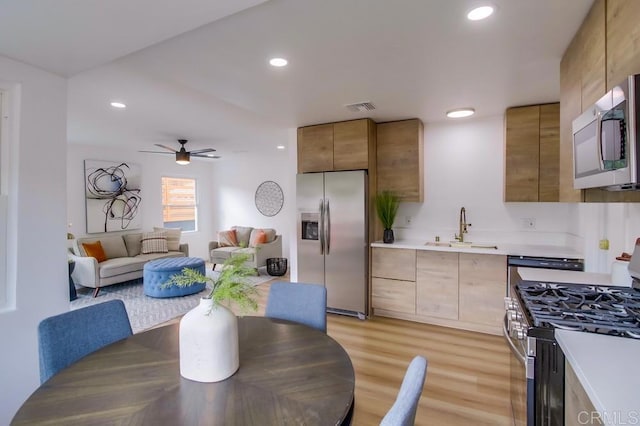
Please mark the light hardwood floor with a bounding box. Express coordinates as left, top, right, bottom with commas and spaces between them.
164, 274, 513, 425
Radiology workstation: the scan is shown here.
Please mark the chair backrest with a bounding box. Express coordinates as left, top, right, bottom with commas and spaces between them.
38, 299, 132, 383
265, 281, 327, 332
380, 356, 428, 426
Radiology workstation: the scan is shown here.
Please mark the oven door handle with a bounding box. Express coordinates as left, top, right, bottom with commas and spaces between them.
503, 316, 526, 365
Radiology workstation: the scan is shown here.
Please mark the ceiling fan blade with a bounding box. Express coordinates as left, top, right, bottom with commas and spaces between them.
192, 153, 221, 159
139, 150, 174, 154
189, 148, 217, 154
154, 143, 178, 152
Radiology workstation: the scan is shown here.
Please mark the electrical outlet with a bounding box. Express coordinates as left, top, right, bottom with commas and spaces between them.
521, 218, 536, 229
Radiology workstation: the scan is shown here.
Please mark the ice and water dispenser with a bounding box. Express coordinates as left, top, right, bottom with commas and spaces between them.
301, 212, 319, 240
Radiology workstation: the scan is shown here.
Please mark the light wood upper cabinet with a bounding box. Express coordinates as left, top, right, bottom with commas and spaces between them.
504, 103, 559, 202
297, 119, 374, 173
559, 32, 584, 203
580, 0, 606, 108
333, 119, 369, 170
559, 0, 640, 202
539, 103, 561, 201
376, 119, 424, 202
416, 251, 458, 320
458, 253, 506, 327
297, 124, 334, 173
606, 0, 640, 90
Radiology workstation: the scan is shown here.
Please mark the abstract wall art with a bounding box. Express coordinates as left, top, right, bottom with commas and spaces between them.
84, 160, 142, 233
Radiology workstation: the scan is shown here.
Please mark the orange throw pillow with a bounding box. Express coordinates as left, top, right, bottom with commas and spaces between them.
249, 229, 267, 247
218, 229, 238, 247
82, 241, 108, 263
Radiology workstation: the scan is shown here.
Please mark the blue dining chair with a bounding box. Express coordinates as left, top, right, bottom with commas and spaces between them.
38, 299, 133, 383
265, 281, 327, 332
380, 356, 428, 426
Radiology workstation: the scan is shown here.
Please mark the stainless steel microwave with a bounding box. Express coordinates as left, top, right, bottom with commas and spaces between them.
572, 74, 640, 190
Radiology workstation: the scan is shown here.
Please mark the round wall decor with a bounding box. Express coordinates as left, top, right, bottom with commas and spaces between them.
255, 181, 284, 217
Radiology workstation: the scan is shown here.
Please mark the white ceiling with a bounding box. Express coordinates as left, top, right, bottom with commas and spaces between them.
0, 0, 594, 157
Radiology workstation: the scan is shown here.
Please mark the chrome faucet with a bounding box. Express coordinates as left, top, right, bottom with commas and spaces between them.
454, 207, 471, 242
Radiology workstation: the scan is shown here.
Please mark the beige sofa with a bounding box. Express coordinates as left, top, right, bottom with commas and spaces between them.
70, 232, 188, 297
209, 226, 282, 271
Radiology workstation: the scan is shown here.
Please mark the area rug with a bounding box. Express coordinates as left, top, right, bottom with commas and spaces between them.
70, 269, 273, 333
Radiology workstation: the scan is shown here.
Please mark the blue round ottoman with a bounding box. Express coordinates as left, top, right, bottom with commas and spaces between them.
143, 257, 206, 298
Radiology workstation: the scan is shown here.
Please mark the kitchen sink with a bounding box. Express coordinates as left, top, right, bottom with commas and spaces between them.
424, 241, 498, 249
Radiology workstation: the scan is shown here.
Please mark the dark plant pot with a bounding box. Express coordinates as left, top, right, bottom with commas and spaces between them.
383, 229, 394, 244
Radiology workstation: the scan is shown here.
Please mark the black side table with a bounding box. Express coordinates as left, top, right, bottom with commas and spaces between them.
68, 261, 78, 301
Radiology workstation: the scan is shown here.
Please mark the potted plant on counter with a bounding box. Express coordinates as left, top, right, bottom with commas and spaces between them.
163, 253, 258, 382
376, 190, 400, 244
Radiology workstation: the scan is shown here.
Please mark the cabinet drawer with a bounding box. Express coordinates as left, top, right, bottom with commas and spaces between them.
372, 247, 416, 281
372, 278, 415, 314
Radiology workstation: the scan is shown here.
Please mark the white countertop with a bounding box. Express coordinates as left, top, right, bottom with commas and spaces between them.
372, 240, 583, 259
556, 330, 640, 426
517, 267, 613, 286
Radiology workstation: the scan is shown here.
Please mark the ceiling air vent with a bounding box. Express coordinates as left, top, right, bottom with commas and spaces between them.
344, 101, 375, 112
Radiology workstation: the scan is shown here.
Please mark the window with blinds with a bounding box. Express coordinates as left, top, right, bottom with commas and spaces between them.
161, 177, 197, 232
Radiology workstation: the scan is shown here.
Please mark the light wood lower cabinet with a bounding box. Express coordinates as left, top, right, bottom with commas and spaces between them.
458, 253, 507, 326
565, 361, 602, 425
416, 251, 458, 320
371, 248, 416, 315
372, 247, 506, 335
372, 278, 415, 314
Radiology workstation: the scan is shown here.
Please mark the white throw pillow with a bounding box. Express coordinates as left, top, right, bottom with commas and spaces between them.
153, 227, 182, 251
141, 231, 168, 254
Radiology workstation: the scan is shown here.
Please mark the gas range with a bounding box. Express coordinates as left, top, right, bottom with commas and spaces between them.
516, 281, 640, 339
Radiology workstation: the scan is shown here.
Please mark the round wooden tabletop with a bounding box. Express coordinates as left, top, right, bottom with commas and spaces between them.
13, 316, 355, 425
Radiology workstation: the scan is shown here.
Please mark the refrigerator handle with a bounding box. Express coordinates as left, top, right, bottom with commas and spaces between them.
325, 198, 331, 255
319, 199, 325, 255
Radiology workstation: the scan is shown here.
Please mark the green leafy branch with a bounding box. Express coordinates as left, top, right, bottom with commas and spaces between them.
162, 254, 258, 314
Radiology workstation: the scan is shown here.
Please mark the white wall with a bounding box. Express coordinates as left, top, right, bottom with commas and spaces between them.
395, 115, 576, 246
0, 55, 68, 424
210, 143, 296, 263
392, 115, 640, 273
67, 144, 215, 259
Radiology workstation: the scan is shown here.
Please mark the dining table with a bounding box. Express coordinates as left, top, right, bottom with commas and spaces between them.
12, 316, 355, 425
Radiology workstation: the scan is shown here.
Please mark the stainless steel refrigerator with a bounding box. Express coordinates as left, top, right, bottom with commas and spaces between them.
296, 170, 367, 318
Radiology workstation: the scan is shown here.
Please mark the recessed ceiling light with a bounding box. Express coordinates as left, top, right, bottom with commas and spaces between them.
110, 101, 126, 109
467, 5, 494, 21
276, 145, 285, 150
446, 108, 476, 118
269, 58, 288, 67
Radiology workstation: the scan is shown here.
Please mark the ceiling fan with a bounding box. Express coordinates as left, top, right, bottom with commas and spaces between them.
140, 139, 220, 165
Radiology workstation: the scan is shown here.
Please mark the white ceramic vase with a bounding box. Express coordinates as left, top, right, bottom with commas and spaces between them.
179, 298, 239, 382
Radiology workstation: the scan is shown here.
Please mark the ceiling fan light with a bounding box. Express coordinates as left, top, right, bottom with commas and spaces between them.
176, 151, 190, 165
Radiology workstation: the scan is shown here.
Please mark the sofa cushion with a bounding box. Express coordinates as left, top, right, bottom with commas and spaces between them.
232, 226, 253, 247
141, 231, 168, 254
233, 247, 256, 262
77, 236, 128, 259
249, 229, 267, 247
82, 241, 108, 262
153, 227, 182, 251
98, 257, 146, 278
135, 251, 185, 262
218, 229, 238, 247
210, 246, 239, 261
262, 228, 277, 243
123, 233, 143, 257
